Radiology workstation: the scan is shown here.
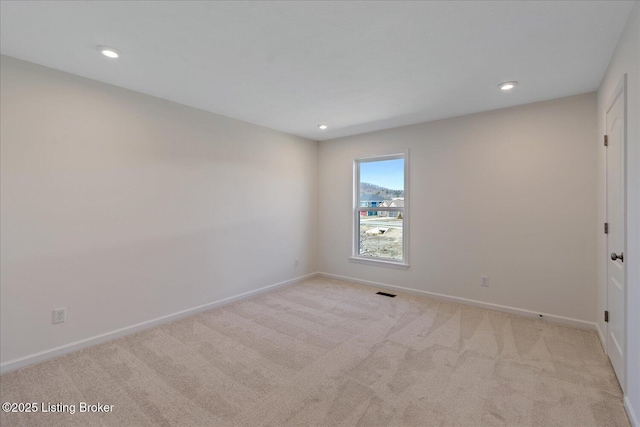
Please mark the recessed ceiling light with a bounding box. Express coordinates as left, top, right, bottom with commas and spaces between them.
498, 81, 518, 91
98, 46, 120, 59
318, 124, 328, 130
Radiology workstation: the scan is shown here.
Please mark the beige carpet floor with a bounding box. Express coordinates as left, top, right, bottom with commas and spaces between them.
0, 277, 630, 426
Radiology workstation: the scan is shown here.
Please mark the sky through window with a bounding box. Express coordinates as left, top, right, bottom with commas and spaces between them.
360, 159, 404, 190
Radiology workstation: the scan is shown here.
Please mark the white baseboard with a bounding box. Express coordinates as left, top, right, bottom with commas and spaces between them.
626, 396, 639, 427
595, 322, 607, 352
0, 271, 601, 374
317, 272, 597, 331
0, 272, 318, 374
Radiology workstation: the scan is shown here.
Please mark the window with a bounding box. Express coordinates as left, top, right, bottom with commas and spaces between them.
352, 152, 408, 267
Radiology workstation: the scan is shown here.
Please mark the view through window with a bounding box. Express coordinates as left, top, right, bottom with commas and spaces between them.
354, 153, 407, 264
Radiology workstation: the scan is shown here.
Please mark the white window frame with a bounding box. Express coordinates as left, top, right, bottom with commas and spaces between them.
351, 150, 409, 268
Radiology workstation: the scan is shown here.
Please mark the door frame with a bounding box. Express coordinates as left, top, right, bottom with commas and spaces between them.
605, 74, 627, 393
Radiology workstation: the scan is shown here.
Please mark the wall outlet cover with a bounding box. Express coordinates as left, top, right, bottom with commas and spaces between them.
53, 308, 66, 324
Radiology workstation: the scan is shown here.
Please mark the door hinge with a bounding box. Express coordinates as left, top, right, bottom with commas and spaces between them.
604, 223, 608, 234
605, 310, 609, 322
604, 135, 608, 146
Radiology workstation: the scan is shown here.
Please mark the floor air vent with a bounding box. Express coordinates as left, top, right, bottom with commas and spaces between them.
376, 292, 397, 298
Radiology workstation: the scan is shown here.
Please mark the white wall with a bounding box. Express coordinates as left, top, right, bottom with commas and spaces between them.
319, 93, 597, 324
0, 56, 318, 366
597, 1, 640, 424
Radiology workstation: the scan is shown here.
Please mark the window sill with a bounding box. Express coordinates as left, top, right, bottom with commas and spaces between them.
349, 256, 410, 269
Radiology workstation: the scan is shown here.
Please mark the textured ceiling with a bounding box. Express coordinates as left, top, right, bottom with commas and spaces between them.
0, 1, 635, 141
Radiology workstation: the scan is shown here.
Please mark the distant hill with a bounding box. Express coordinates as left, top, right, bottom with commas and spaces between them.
360, 182, 404, 199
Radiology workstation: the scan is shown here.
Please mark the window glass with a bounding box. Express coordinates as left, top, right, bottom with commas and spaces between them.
354, 154, 407, 265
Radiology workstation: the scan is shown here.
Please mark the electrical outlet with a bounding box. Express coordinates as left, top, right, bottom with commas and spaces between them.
481, 276, 489, 287
53, 308, 66, 324
294, 259, 299, 267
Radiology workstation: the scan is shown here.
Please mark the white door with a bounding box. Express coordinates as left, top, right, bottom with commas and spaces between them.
606, 76, 626, 392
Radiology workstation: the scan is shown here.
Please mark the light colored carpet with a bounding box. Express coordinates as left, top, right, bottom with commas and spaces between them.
0, 277, 630, 426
